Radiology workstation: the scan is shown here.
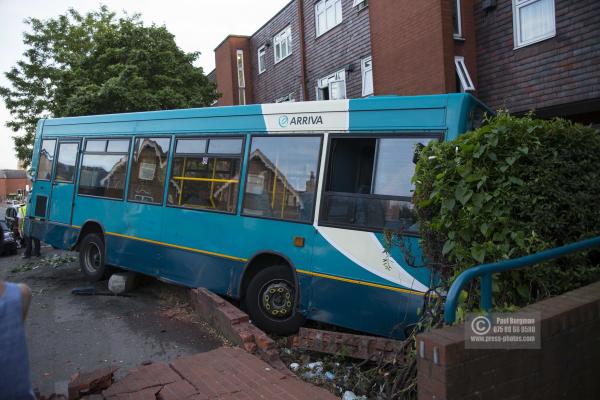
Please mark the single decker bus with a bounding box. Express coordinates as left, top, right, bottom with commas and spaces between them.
25, 93, 485, 339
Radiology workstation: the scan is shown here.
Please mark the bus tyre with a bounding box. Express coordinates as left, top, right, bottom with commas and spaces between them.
245, 265, 304, 335
79, 233, 108, 282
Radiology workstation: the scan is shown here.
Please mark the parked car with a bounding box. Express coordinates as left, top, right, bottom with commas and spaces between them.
0, 220, 18, 256
4, 204, 21, 232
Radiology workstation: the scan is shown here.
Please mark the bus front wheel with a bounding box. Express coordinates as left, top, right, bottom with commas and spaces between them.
79, 233, 108, 282
245, 265, 304, 335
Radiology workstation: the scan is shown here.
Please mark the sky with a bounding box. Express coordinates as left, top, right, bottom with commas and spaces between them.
0, 0, 289, 169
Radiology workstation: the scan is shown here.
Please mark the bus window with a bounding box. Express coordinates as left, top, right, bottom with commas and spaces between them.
242, 136, 321, 222
320, 136, 436, 233
54, 142, 79, 182
78, 138, 130, 199
167, 137, 243, 213
37, 139, 57, 181
127, 137, 171, 204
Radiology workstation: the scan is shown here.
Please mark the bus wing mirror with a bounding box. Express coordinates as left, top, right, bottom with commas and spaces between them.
413, 143, 425, 165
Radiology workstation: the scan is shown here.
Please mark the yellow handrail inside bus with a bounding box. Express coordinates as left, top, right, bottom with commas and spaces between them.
209, 160, 217, 209
178, 157, 187, 206
271, 170, 277, 209
280, 181, 286, 218
172, 176, 239, 184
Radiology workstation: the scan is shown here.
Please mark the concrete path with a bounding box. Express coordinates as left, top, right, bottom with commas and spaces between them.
0, 248, 224, 396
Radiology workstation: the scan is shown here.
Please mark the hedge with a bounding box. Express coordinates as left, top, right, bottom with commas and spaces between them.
413, 113, 600, 313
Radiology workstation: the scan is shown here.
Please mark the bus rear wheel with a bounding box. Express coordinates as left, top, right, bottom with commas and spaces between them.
245, 265, 304, 335
79, 233, 109, 282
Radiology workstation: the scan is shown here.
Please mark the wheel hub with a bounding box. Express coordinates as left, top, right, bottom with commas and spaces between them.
261, 281, 293, 319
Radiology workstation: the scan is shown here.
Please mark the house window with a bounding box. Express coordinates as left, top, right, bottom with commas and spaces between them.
236, 50, 246, 105
513, 0, 556, 48
316, 69, 346, 101
315, 0, 343, 37
453, 0, 462, 38
275, 93, 295, 103
274, 26, 292, 64
258, 45, 266, 74
454, 56, 475, 92
352, 0, 368, 11
361, 57, 373, 96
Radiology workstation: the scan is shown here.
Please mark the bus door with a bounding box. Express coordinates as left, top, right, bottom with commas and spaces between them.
48, 140, 81, 225
311, 135, 435, 335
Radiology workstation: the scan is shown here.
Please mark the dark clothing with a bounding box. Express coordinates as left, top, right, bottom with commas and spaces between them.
23, 236, 40, 258
0, 283, 35, 399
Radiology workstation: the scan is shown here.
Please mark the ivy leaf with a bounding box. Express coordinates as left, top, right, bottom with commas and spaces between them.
442, 240, 455, 255
442, 198, 456, 211
517, 285, 530, 300
508, 176, 525, 186
480, 223, 489, 236
471, 245, 486, 263
455, 185, 473, 205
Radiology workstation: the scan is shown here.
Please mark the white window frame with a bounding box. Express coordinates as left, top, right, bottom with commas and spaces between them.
352, 0, 368, 11
275, 93, 295, 103
512, 0, 556, 49
453, 0, 463, 39
257, 45, 266, 74
316, 69, 346, 100
273, 26, 292, 64
454, 56, 475, 92
236, 49, 246, 105
361, 56, 373, 97
315, 0, 343, 38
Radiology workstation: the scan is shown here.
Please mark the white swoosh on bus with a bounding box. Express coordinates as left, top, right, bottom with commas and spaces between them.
316, 226, 429, 293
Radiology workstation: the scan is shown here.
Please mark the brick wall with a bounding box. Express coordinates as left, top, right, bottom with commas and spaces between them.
416, 280, 600, 400
0, 178, 29, 200
214, 35, 252, 106
474, 0, 600, 114
302, 0, 371, 101
369, 0, 452, 96
250, 1, 303, 104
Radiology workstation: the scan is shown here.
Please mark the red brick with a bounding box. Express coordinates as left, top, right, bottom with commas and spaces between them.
157, 380, 197, 400
68, 366, 118, 400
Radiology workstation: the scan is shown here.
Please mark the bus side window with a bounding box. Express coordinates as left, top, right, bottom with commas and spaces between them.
127, 137, 171, 204
78, 138, 130, 199
320, 136, 436, 233
167, 137, 243, 213
37, 139, 57, 181
241, 136, 321, 222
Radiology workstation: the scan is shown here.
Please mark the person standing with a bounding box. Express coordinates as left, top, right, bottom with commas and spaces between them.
0, 280, 35, 399
19, 202, 40, 259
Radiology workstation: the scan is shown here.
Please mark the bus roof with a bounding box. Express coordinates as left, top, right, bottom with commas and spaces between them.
39, 93, 482, 139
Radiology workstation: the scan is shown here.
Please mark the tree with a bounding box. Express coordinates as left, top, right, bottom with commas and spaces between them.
0, 6, 219, 167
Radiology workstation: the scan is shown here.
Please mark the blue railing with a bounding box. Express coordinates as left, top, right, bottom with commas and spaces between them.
444, 235, 600, 324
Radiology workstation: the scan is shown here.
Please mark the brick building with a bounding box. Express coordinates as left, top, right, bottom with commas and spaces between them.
0, 170, 29, 201
209, 0, 599, 124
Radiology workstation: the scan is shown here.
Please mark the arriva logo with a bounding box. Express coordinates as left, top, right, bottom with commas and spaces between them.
278, 115, 289, 128
277, 114, 323, 128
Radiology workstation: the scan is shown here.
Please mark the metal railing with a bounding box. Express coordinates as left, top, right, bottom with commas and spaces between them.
444, 235, 600, 324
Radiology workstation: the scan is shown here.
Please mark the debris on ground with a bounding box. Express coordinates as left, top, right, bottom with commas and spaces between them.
71, 286, 133, 297
67, 366, 118, 399
280, 340, 409, 399
10, 254, 77, 274
107, 272, 137, 294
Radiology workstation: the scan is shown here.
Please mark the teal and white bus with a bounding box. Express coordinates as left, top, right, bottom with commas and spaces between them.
26, 94, 485, 338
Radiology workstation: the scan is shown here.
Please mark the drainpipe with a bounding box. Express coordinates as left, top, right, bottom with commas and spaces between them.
297, 0, 309, 101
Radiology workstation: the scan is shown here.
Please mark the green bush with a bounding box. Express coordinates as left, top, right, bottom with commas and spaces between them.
413, 113, 600, 310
